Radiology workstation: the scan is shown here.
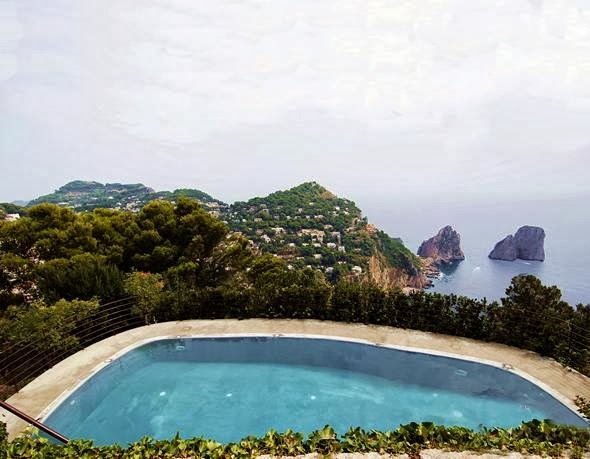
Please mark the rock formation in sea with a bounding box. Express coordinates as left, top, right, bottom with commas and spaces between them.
417, 225, 465, 266
513, 225, 546, 261
488, 235, 517, 261
489, 226, 545, 261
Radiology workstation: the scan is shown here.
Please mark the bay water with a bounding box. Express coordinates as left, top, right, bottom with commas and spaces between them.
360, 192, 590, 306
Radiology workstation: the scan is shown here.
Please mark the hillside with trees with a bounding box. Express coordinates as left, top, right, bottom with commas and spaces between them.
225, 182, 427, 288
27, 180, 226, 213
23, 181, 432, 288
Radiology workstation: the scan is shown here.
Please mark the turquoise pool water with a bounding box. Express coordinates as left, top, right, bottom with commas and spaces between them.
44, 337, 587, 444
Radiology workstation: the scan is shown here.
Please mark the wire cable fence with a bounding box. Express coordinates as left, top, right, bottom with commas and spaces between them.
0, 298, 142, 399
0, 294, 589, 401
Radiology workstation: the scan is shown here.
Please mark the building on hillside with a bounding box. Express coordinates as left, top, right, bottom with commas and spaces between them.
5, 214, 20, 221
297, 229, 325, 242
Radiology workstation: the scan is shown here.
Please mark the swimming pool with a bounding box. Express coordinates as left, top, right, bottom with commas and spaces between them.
43, 336, 587, 444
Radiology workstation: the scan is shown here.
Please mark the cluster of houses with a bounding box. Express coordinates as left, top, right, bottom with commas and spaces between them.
37, 190, 227, 216
239, 224, 364, 277
296, 228, 346, 253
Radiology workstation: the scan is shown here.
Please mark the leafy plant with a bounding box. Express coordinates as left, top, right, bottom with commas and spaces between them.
2, 421, 589, 458
0, 421, 7, 458
123, 272, 164, 324
576, 396, 590, 421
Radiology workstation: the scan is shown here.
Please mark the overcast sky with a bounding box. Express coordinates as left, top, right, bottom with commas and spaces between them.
1, 0, 589, 204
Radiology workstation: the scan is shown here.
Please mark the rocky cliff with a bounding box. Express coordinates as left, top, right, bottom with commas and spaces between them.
417, 225, 465, 266
368, 254, 432, 290
489, 226, 545, 261
514, 226, 546, 261
488, 235, 517, 261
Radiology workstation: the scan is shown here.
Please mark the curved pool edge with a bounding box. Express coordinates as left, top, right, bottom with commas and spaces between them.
3, 319, 590, 439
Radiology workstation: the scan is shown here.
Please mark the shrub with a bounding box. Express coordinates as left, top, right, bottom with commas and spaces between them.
3, 421, 590, 458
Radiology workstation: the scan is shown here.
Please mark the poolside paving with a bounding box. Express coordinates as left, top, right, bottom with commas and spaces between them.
2, 319, 590, 441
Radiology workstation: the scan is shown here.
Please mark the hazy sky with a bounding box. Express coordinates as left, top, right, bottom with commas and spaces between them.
1, 0, 590, 204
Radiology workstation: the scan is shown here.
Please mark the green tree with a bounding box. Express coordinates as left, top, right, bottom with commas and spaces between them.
249, 267, 332, 319
569, 304, 590, 374
86, 209, 140, 267
0, 253, 32, 310
124, 272, 165, 324
1, 299, 99, 354
487, 275, 575, 361
35, 253, 124, 302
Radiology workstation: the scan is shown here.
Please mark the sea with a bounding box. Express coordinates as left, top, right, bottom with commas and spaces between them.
360, 192, 590, 307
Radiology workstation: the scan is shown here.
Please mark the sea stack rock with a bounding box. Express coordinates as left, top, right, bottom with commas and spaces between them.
514, 226, 545, 261
488, 235, 517, 261
417, 225, 465, 266
489, 226, 545, 261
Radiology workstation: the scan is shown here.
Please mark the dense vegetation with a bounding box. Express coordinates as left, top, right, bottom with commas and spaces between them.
2, 420, 590, 458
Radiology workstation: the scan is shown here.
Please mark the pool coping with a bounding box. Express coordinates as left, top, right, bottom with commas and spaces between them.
3, 319, 590, 439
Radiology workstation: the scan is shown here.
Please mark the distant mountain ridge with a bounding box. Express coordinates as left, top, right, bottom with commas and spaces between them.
24, 180, 431, 289
27, 180, 226, 213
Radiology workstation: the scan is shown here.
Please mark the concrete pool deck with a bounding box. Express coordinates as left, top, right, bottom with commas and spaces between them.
2, 319, 590, 439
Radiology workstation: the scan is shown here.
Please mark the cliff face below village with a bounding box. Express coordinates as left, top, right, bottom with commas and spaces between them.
489, 226, 545, 262
368, 253, 432, 290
